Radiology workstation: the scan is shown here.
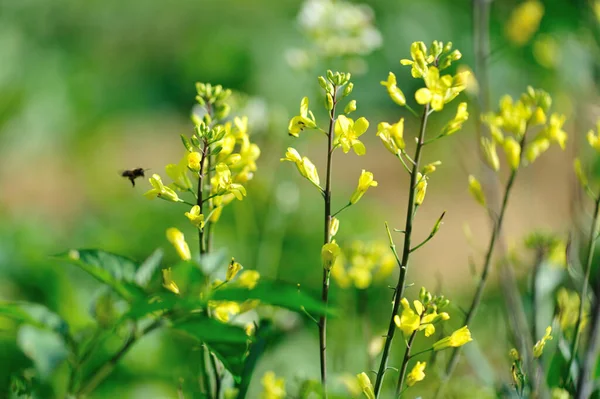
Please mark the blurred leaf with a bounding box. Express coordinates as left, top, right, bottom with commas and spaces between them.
197, 249, 228, 275
211, 281, 332, 316
463, 338, 495, 385
0, 301, 69, 336
53, 249, 146, 301
547, 336, 577, 387
172, 317, 249, 380
135, 248, 164, 287
16, 326, 68, 380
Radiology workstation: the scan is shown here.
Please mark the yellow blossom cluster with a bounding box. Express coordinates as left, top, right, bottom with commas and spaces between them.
330, 240, 396, 289
480, 87, 566, 172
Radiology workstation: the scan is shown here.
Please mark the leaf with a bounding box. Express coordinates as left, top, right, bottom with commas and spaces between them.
53, 249, 145, 301
211, 281, 332, 316
17, 326, 68, 380
197, 249, 228, 275
135, 248, 164, 287
0, 301, 69, 336
547, 336, 577, 387
171, 317, 249, 380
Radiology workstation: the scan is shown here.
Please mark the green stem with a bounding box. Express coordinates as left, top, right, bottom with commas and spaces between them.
197, 138, 209, 255
436, 168, 518, 397
319, 85, 338, 396
373, 104, 430, 397
332, 202, 351, 218
76, 320, 163, 397
567, 195, 600, 383
395, 331, 417, 397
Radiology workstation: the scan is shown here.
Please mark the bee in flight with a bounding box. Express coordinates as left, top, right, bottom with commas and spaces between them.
121, 168, 149, 187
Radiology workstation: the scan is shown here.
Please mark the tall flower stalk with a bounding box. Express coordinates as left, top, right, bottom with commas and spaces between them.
284, 71, 377, 393
571, 124, 600, 396
437, 87, 568, 396
371, 40, 470, 397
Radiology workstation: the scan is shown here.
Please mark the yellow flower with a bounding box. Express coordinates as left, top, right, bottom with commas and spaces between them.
394, 298, 421, 336
166, 228, 191, 261
322, 241, 341, 271
505, 0, 544, 46
260, 371, 286, 399
161, 268, 180, 295
281, 148, 321, 188
468, 175, 486, 207
356, 372, 375, 399
543, 113, 567, 149
380, 72, 406, 106
406, 361, 426, 387
551, 388, 571, 399
245, 322, 255, 336
329, 217, 340, 237
509, 348, 520, 361
226, 258, 243, 281
185, 205, 205, 229
144, 174, 181, 202
348, 266, 372, 289
400, 41, 431, 78
525, 137, 550, 163
587, 122, 600, 152
441, 102, 469, 136
533, 326, 552, 358
414, 173, 428, 205
238, 270, 260, 289
481, 137, 500, 171
165, 155, 193, 191
288, 97, 317, 137
415, 67, 468, 111
210, 301, 241, 323
334, 115, 369, 155
433, 326, 473, 351
376, 118, 405, 155
503, 137, 521, 170
422, 161, 441, 175
187, 151, 202, 171
213, 163, 246, 200
350, 170, 378, 204
557, 288, 581, 331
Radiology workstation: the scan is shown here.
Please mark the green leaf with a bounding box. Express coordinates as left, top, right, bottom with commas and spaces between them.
135, 248, 164, 287
0, 301, 69, 336
171, 317, 248, 380
17, 325, 68, 380
547, 336, 577, 387
211, 281, 331, 316
53, 249, 145, 301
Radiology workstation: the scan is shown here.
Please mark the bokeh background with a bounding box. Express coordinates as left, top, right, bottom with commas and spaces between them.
0, 0, 598, 397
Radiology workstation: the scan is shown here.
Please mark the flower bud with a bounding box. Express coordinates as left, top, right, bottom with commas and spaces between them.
480, 137, 500, 171
468, 175, 486, 207
318, 76, 328, 90
344, 100, 357, 114
226, 258, 243, 281
325, 93, 334, 111
343, 82, 354, 97
329, 217, 340, 237
322, 242, 341, 271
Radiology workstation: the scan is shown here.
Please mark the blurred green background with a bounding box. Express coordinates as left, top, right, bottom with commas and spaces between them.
0, 0, 598, 397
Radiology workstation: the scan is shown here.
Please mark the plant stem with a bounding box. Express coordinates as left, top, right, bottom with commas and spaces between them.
76, 320, 163, 397
209, 351, 222, 399
395, 331, 417, 397
531, 247, 544, 343
198, 138, 209, 255
436, 168, 518, 397
575, 290, 600, 399
319, 86, 337, 395
567, 195, 600, 383
373, 104, 430, 397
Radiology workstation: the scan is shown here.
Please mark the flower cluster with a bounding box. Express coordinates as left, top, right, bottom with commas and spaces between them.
145, 83, 260, 230
480, 87, 566, 171
260, 371, 286, 399
330, 240, 395, 289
